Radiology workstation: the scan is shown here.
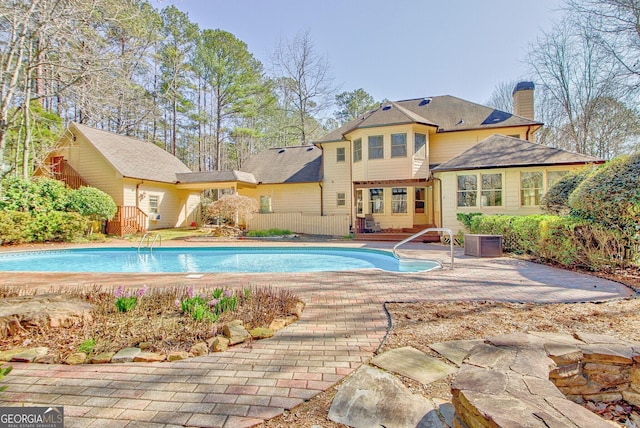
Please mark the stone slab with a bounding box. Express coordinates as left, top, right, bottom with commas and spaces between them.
111, 347, 141, 363
371, 346, 456, 385
328, 365, 435, 428
527, 331, 585, 345
428, 339, 483, 366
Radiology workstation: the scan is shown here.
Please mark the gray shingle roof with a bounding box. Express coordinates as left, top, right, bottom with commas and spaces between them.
240, 145, 322, 184
432, 134, 601, 172
315, 95, 542, 143
72, 123, 192, 183
176, 170, 257, 184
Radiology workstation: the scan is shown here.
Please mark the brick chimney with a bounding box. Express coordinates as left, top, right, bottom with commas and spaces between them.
512, 81, 535, 120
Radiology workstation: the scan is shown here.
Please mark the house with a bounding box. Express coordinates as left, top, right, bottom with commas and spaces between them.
42, 82, 600, 237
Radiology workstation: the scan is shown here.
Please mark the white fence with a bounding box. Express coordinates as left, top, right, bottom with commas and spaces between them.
246, 213, 350, 236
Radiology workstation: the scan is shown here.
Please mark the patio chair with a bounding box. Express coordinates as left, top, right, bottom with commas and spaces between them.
364, 214, 381, 233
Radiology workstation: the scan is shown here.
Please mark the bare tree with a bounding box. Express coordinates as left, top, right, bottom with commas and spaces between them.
566, 0, 640, 94
484, 80, 519, 113
526, 19, 638, 156
270, 30, 336, 145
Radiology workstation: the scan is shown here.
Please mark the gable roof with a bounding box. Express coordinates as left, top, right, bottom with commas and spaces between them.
432, 134, 601, 172
240, 145, 322, 184
176, 170, 257, 185
71, 123, 192, 183
316, 95, 542, 143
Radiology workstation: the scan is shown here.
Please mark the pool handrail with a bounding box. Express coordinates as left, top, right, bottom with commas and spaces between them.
150, 234, 162, 250
137, 233, 162, 251
392, 227, 454, 269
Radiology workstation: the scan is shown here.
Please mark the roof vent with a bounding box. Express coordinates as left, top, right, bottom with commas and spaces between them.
306, 146, 314, 151
278, 149, 286, 154
382, 104, 392, 111
419, 97, 432, 106
456, 119, 464, 125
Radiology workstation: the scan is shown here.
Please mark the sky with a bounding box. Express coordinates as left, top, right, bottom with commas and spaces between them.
159, 0, 563, 107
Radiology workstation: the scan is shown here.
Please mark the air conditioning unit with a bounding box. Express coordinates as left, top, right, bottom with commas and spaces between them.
150, 213, 161, 221
464, 234, 502, 257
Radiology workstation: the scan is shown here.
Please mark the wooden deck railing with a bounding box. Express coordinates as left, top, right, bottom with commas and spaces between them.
106, 206, 147, 236
52, 160, 89, 189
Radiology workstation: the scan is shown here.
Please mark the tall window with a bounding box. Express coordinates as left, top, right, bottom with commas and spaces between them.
356, 189, 363, 214
457, 175, 477, 207
149, 196, 159, 214
414, 133, 426, 154
336, 192, 346, 206
481, 174, 502, 207
392, 188, 407, 213
415, 188, 425, 213
353, 138, 362, 162
369, 188, 384, 213
336, 147, 346, 162
260, 195, 272, 213
547, 170, 568, 189
368, 135, 383, 159
521, 172, 544, 206
391, 133, 407, 157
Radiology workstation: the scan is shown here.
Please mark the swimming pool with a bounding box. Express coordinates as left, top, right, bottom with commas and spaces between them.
0, 247, 441, 273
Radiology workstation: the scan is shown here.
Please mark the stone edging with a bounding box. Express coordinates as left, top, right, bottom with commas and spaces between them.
451, 331, 640, 427
0, 303, 305, 365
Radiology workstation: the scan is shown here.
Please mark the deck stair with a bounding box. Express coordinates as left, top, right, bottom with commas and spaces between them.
354, 224, 441, 242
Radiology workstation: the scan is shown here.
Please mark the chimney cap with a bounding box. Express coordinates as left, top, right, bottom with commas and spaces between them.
513, 81, 535, 95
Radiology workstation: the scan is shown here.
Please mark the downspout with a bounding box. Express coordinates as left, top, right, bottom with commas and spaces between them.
135, 180, 144, 209
526, 126, 531, 142
314, 143, 324, 216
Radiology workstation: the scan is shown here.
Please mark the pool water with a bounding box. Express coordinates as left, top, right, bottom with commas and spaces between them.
0, 247, 440, 273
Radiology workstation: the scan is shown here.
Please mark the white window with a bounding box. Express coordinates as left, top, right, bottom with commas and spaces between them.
260, 195, 272, 213
414, 133, 426, 154
368, 135, 383, 159
336, 147, 346, 162
521, 172, 544, 206
392, 188, 407, 213
457, 175, 477, 207
336, 192, 346, 206
353, 138, 362, 162
481, 173, 503, 207
369, 188, 384, 213
149, 196, 159, 214
356, 189, 363, 215
391, 133, 407, 158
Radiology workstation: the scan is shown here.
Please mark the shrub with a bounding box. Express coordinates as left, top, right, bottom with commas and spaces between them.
31, 211, 88, 242
456, 212, 482, 231
246, 228, 293, 237
569, 154, 640, 238
206, 194, 258, 226
0, 177, 70, 212
473, 214, 631, 270
0, 211, 32, 244
541, 166, 595, 215
67, 187, 117, 220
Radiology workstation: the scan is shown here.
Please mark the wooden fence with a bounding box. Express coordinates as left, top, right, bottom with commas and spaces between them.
246, 213, 350, 237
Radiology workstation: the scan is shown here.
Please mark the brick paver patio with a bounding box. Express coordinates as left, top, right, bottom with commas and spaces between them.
0, 241, 634, 427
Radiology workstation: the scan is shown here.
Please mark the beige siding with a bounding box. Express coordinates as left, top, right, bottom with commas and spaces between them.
321, 142, 351, 216
66, 132, 125, 205
436, 164, 584, 235
349, 125, 424, 181
242, 183, 321, 215
125, 180, 193, 230
429, 126, 534, 165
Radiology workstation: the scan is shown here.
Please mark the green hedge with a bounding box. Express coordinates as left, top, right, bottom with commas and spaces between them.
470, 214, 631, 270
0, 210, 88, 244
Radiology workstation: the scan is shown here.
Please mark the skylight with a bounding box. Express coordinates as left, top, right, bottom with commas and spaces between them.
419, 98, 432, 106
